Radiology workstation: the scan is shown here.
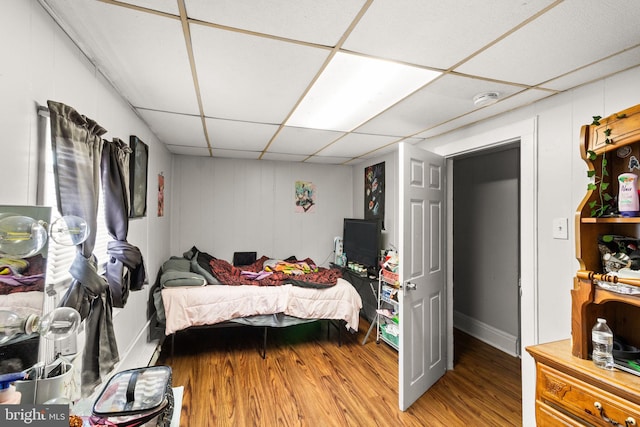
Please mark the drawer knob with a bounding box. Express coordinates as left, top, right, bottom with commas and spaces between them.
594, 402, 636, 426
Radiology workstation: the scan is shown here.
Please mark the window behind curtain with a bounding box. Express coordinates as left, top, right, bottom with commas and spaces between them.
37, 109, 110, 287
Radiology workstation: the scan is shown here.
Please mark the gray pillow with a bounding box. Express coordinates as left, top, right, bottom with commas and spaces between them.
160, 270, 206, 287
191, 254, 222, 285
162, 256, 191, 273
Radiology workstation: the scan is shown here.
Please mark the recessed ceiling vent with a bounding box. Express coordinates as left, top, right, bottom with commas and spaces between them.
473, 92, 500, 107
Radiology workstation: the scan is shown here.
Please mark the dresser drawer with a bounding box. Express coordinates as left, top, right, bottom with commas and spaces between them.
537, 364, 640, 426
536, 400, 584, 427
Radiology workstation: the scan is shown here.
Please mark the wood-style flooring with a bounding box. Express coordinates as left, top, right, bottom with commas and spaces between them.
157, 319, 522, 426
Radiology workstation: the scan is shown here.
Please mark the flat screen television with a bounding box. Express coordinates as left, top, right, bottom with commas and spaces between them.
343, 218, 381, 269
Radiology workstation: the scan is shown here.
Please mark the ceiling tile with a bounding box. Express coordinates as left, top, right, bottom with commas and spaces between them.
205, 117, 279, 151
304, 156, 352, 164
39, 0, 640, 164
543, 46, 640, 92
211, 148, 261, 160
357, 74, 525, 137
138, 110, 206, 147
116, 0, 179, 15
185, 0, 366, 46
417, 88, 553, 139
457, 0, 640, 85
318, 133, 398, 158
44, 0, 200, 114
261, 152, 309, 162
267, 126, 345, 155
343, 0, 557, 69
359, 137, 423, 159
191, 24, 331, 123
167, 146, 211, 156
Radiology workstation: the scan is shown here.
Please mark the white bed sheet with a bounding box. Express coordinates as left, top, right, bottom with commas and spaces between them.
161, 277, 362, 335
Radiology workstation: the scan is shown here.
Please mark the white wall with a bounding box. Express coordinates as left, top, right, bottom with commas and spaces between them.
2, 0, 173, 381
421, 65, 640, 427
170, 156, 353, 265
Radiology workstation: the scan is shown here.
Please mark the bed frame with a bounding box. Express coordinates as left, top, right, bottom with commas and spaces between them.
168, 316, 345, 359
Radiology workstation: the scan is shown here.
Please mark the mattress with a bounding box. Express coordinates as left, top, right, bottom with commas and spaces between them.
161, 278, 362, 335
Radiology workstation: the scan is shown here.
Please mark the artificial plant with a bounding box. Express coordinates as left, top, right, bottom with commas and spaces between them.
587, 116, 612, 217
586, 113, 628, 217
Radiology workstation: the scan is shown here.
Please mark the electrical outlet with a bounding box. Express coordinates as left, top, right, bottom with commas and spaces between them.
552, 217, 568, 240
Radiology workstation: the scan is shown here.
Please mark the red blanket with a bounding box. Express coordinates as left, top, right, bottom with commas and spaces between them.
209, 256, 342, 287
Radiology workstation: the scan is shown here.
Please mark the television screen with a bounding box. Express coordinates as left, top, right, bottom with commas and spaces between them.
343, 218, 381, 269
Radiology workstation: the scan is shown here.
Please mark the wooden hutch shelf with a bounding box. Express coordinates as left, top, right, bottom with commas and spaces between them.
573, 103, 640, 360
527, 104, 640, 426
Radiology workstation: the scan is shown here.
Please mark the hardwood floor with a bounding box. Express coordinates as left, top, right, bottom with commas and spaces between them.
157, 319, 522, 426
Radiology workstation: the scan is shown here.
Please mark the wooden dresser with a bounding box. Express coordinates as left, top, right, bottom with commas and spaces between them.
527, 340, 640, 426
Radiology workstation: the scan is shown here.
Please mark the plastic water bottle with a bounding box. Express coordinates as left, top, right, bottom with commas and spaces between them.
592, 318, 614, 370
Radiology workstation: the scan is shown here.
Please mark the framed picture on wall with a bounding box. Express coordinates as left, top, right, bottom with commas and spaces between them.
365, 161, 385, 225
129, 135, 149, 218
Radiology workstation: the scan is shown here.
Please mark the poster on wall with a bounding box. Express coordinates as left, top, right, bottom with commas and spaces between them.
158, 173, 165, 217
365, 161, 385, 225
295, 180, 316, 213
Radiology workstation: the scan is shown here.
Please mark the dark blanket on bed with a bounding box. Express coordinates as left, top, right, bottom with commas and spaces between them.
209, 256, 342, 288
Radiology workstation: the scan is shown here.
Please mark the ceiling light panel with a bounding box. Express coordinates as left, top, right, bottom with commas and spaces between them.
191, 25, 330, 123
287, 52, 441, 132
456, 0, 640, 85
343, 0, 557, 69
267, 127, 345, 156
185, 0, 366, 46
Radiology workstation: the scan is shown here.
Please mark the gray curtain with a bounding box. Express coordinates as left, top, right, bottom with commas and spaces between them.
101, 138, 147, 308
47, 100, 118, 396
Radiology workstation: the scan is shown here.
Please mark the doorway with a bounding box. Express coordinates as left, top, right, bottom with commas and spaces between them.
451, 144, 521, 356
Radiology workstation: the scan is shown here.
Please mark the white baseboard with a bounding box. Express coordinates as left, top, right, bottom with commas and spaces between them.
114, 319, 162, 372
454, 310, 519, 357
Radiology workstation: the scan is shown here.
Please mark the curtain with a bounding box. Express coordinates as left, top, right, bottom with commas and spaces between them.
47, 100, 118, 396
101, 138, 147, 308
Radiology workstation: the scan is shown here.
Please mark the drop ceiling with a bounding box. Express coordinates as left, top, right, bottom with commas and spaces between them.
39, 0, 640, 164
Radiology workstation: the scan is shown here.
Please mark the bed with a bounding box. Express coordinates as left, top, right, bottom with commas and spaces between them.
155, 247, 362, 357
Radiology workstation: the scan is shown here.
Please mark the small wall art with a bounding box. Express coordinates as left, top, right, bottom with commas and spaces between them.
129, 136, 149, 218
365, 161, 385, 224
157, 173, 165, 217
295, 180, 316, 213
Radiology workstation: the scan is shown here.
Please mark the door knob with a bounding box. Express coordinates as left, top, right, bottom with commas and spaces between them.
405, 282, 416, 290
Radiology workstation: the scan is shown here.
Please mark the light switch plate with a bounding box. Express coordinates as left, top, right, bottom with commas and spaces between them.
552, 217, 568, 240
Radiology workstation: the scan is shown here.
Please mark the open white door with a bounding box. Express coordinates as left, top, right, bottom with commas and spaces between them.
398, 142, 446, 411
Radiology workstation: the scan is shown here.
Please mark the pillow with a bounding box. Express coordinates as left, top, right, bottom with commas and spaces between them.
160, 270, 206, 287
183, 246, 199, 260
191, 250, 222, 285
161, 256, 191, 273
